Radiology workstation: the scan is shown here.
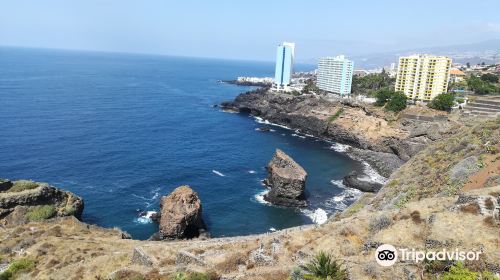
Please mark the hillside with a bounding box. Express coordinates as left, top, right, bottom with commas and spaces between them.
0, 119, 498, 279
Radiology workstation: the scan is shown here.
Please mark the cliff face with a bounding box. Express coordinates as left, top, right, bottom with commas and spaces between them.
0, 179, 84, 226
221, 90, 462, 177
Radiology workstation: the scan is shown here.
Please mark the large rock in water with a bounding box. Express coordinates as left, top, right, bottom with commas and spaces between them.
342, 171, 383, 193
264, 149, 308, 207
157, 186, 206, 240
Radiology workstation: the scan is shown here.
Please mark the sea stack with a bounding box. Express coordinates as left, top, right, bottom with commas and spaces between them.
157, 185, 206, 240
264, 149, 308, 207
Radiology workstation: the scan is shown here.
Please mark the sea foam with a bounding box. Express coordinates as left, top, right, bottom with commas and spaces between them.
212, 170, 225, 177
136, 211, 157, 224
302, 208, 328, 225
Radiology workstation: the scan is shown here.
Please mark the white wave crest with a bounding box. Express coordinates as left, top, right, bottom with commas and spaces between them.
291, 133, 306, 139
212, 170, 225, 177
330, 143, 350, 152
358, 162, 387, 184
254, 190, 270, 204
253, 116, 290, 129
302, 208, 328, 225
135, 211, 157, 224
248, 170, 256, 174
326, 180, 362, 211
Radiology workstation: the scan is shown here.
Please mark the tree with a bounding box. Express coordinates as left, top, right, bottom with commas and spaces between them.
385, 92, 407, 112
466, 62, 471, 68
374, 88, 394, 106
302, 79, 319, 94
480, 73, 499, 83
351, 72, 395, 96
428, 92, 455, 111
374, 89, 407, 112
301, 251, 348, 280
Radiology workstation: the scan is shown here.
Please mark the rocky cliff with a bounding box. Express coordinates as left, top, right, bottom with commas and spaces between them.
263, 149, 308, 207
0, 179, 84, 226
221, 89, 462, 178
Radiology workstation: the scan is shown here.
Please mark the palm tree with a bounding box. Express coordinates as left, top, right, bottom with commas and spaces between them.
301, 251, 348, 280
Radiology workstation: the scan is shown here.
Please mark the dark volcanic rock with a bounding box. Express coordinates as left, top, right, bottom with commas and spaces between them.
343, 172, 383, 193
349, 148, 404, 178
157, 185, 206, 240
222, 89, 458, 178
263, 149, 308, 207
0, 179, 13, 192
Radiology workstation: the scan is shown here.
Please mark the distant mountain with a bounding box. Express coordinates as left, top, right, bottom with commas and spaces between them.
300, 40, 500, 69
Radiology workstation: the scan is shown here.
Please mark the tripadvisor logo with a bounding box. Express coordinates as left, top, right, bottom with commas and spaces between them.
375, 244, 482, 267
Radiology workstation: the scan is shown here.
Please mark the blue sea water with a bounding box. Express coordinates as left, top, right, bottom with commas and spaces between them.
0, 48, 364, 239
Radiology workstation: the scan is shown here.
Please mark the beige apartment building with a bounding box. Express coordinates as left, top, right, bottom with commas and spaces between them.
395, 54, 452, 101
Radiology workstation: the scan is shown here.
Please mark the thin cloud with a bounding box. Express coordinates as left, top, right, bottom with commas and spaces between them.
486, 22, 500, 33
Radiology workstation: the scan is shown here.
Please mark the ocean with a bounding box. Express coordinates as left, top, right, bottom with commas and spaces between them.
0, 47, 365, 239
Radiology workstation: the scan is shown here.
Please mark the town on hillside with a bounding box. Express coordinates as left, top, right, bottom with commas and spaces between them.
230, 42, 500, 118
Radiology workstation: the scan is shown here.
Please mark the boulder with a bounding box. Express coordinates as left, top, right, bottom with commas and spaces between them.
342, 171, 383, 193
0, 179, 13, 192
263, 149, 308, 207
157, 185, 206, 240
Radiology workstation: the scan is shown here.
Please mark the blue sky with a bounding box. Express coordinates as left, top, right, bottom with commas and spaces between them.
1, 0, 499, 61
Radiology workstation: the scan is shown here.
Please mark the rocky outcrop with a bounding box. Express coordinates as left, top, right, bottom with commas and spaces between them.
221, 90, 460, 178
0, 179, 84, 226
342, 171, 383, 193
263, 149, 308, 207
156, 186, 206, 240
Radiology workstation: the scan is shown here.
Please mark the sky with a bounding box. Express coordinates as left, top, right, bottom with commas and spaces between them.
1, 0, 499, 61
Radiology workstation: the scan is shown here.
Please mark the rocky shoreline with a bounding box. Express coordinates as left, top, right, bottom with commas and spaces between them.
220, 89, 460, 182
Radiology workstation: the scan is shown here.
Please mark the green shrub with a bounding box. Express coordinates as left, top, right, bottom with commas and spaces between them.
428, 92, 455, 111
374, 88, 394, 106
328, 108, 344, 123
442, 263, 477, 280
480, 73, 499, 83
301, 251, 348, 280
8, 180, 39, 192
289, 267, 304, 280
170, 272, 218, 280
385, 92, 407, 112
25, 205, 56, 221
374, 89, 407, 112
0, 258, 35, 280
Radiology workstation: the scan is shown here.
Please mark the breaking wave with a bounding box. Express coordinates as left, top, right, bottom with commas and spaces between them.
212, 170, 225, 177
302, 208, 328, 225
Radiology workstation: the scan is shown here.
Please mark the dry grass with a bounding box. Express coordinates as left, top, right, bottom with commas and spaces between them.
215, 251, 247, 273
410, 210, 423, 224
253, 269, 289, 280
484, 198, 494, 210
369, 215, 392, 232
483, 216, 496, 227
459, 203, 481, 215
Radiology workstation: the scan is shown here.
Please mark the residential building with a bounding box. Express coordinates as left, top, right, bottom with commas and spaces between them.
273, 42, 295, 91
449, 68, 466, 83
316, 55, 354, 96
395, 54, 452, 101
